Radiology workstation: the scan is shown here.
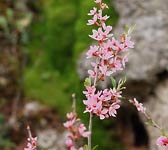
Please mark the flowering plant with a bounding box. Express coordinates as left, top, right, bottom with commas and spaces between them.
65, 0, 134, 149
63, 94, 90, 150
63, 0, 168, 150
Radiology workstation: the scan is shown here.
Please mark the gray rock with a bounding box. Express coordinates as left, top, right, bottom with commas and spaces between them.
145, 79, 168, 150
37, 129, 67, 150
112, 0, 168, 149
113, 0, 168, 81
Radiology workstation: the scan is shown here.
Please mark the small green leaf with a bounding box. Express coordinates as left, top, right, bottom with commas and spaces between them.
84, 77, 91, 86
145, 119, 154, 126
84, 144, 88, 150
0, 16, 7, 29
119, 76, 126, 86
125, 25, 129, 34
122, 76, 127, 84
161, 128, 166, 136
92, 145, 99, 150
127, 24, 136, 35
116, 76, 127, 91
110, 76, 116, 88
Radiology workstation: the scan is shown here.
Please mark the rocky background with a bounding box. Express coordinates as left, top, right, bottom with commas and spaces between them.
78, 0, 168, 149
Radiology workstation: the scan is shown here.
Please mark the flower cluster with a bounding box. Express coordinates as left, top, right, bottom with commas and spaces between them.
63, 112, 90, 150
87, 0, 134, 81
83, 85, 121, 119
24, 137, 37, 150
83, 0, 134, 119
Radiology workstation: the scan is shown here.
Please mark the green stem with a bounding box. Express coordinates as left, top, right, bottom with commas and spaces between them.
88, 112, 93, 150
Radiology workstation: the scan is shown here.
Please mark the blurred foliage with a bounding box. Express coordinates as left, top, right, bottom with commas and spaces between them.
0, 114, 15, 150
24, 67, 77, 115
0, 0, 33, 45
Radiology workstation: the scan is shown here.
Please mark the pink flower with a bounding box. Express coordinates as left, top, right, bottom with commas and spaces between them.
156, 136, 168, 147
99, 47, 113, 60
83, 86, 96, 97
109, 58, 123, 73
87, 15, 98, 25
79, 147, 84, 150
100, 89, 112, 102
67, 112, 75, 120
95, 0, 101, 4
108, 103, 120, 117
83, 94, 102, 113
102, 24, 113, 39
125, 36, 134, 49
98, 10, 109, 23
110, 88, 122, 99
99, 64, 108, 76
88, 69, 96, 78
24, 143, 33, 150
121, 55, 128, 68
89, 28, 103, 41
111, 40, 120, 51
88, 7, 97, 16
66, 138, 73, 147
63, 118, 76, 128
24, 137, 37, 150
133, 98, 146, 113
70, 146, 76, 150
78, 124, 91, 137
96, 108, 108, 120
89, 25, 112, 41
86, 45, 99, 58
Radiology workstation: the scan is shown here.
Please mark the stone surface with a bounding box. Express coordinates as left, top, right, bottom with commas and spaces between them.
37, 128, 67, 150
23, 101, 46, 117
145, 79, 168, 150
113, 0, 168, 82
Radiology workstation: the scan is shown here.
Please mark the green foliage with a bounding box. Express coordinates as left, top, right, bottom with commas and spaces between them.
145, 119, 155, 126
92, 145, 99, 150
84, 77, 91, 86
27, 0, 78, 71
24, 67, 72, 115
125, 24, 136, 36
84, 144, 88, 150
111, 76, 117, 88
116, 76, 127, 91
